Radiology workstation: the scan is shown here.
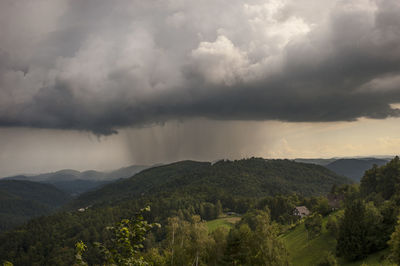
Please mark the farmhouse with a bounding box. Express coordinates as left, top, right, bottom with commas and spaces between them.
293, 206, 310, 218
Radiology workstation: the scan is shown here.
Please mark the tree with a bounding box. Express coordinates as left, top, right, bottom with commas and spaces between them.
75, 206, 160, 266
215, 200, 223, 217
336, 199, 368, 260
336, 200, 384, 261
224, 210, 289, 265
360, 156, 400, 200
165, 215, 212, 266
360, 164, 380, 197
313, 197, 331, 216
304, 214, 323, 239
326, 216, 339, 238
316, 252, 338, 266
206, 227, 228, 265
388, 216, 400, 264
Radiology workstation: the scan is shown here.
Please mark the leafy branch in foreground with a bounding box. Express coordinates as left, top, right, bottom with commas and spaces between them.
75, 206, 160, 266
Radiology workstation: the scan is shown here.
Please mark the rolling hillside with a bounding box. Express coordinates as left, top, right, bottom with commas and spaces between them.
0, 180, 70, 231
325, 158, 389, 182
70, 158, 351, 208
281, 213, 393, 266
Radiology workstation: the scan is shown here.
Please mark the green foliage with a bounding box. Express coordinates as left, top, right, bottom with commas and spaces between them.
142, 248, 167, 265
224, 209, 290, 265
316, 252, 338, 266
313, 197, 332, 216
0, 180, 70, 231
74, 241, 87, 266
326, 216, 339, 238
328, 157, 400, 263
360, 156, 400, 200
207, 227, 229, 265
321, 157, 400, 263
388, 216, 400, 264
199, 202, 219, 220
281, 211, 392, 266
336, 200, 386, 261
165, 215, 213, 266
85, 207, 159, 265
337, 199, 369, 261
257, 194, 300, 224
305, 213, 323, 238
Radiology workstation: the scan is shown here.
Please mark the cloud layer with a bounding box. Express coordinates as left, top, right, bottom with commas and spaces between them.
1, 0, 400, 134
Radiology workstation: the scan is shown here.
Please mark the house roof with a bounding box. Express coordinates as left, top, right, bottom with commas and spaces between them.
294, 206, 310, 214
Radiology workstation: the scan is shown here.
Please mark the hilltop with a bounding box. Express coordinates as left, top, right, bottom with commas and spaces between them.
70, 158, 351, 208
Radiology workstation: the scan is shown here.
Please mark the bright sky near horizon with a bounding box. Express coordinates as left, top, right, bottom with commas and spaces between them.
0, 117, 399, 176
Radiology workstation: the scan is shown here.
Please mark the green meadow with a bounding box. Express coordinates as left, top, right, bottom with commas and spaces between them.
206, 215, 241, 232
280, 213, 394, 266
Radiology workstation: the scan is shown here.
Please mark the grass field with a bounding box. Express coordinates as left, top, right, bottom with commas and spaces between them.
206, 215, 241, 232
280, 212, 394, 266
208, 212, 394, 265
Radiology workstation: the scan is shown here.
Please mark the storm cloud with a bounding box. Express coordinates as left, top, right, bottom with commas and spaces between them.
1, 0, 400, 135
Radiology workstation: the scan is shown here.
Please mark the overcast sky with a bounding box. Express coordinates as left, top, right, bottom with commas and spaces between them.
1, 0, 400, 176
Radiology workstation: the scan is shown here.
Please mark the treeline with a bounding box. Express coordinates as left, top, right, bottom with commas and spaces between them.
68, 207, 290, 266
333, 156, 400, 262
144, 209, 289, 266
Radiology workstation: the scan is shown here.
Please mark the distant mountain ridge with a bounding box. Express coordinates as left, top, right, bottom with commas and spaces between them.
325, 158, 390, 181
294, 158, 337, 166
2, 164, 150, 196
294, 157, 392, 182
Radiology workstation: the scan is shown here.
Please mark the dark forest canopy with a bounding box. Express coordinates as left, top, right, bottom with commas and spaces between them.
0, 180, 70, 232
70, 158, 350, 209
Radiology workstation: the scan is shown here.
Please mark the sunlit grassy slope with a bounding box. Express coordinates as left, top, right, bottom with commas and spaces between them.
280, 213, 394, 266
206, 215, 241, 232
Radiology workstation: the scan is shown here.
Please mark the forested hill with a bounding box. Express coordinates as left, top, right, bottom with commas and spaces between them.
0, 180, 70, 231
325, 158, 389, 182
70, 158, 350, 209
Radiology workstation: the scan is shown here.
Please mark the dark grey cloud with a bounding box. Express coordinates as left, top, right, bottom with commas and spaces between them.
1, 0, 400, 135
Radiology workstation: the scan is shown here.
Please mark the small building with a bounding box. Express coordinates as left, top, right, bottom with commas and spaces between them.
293, 206, 310, 218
